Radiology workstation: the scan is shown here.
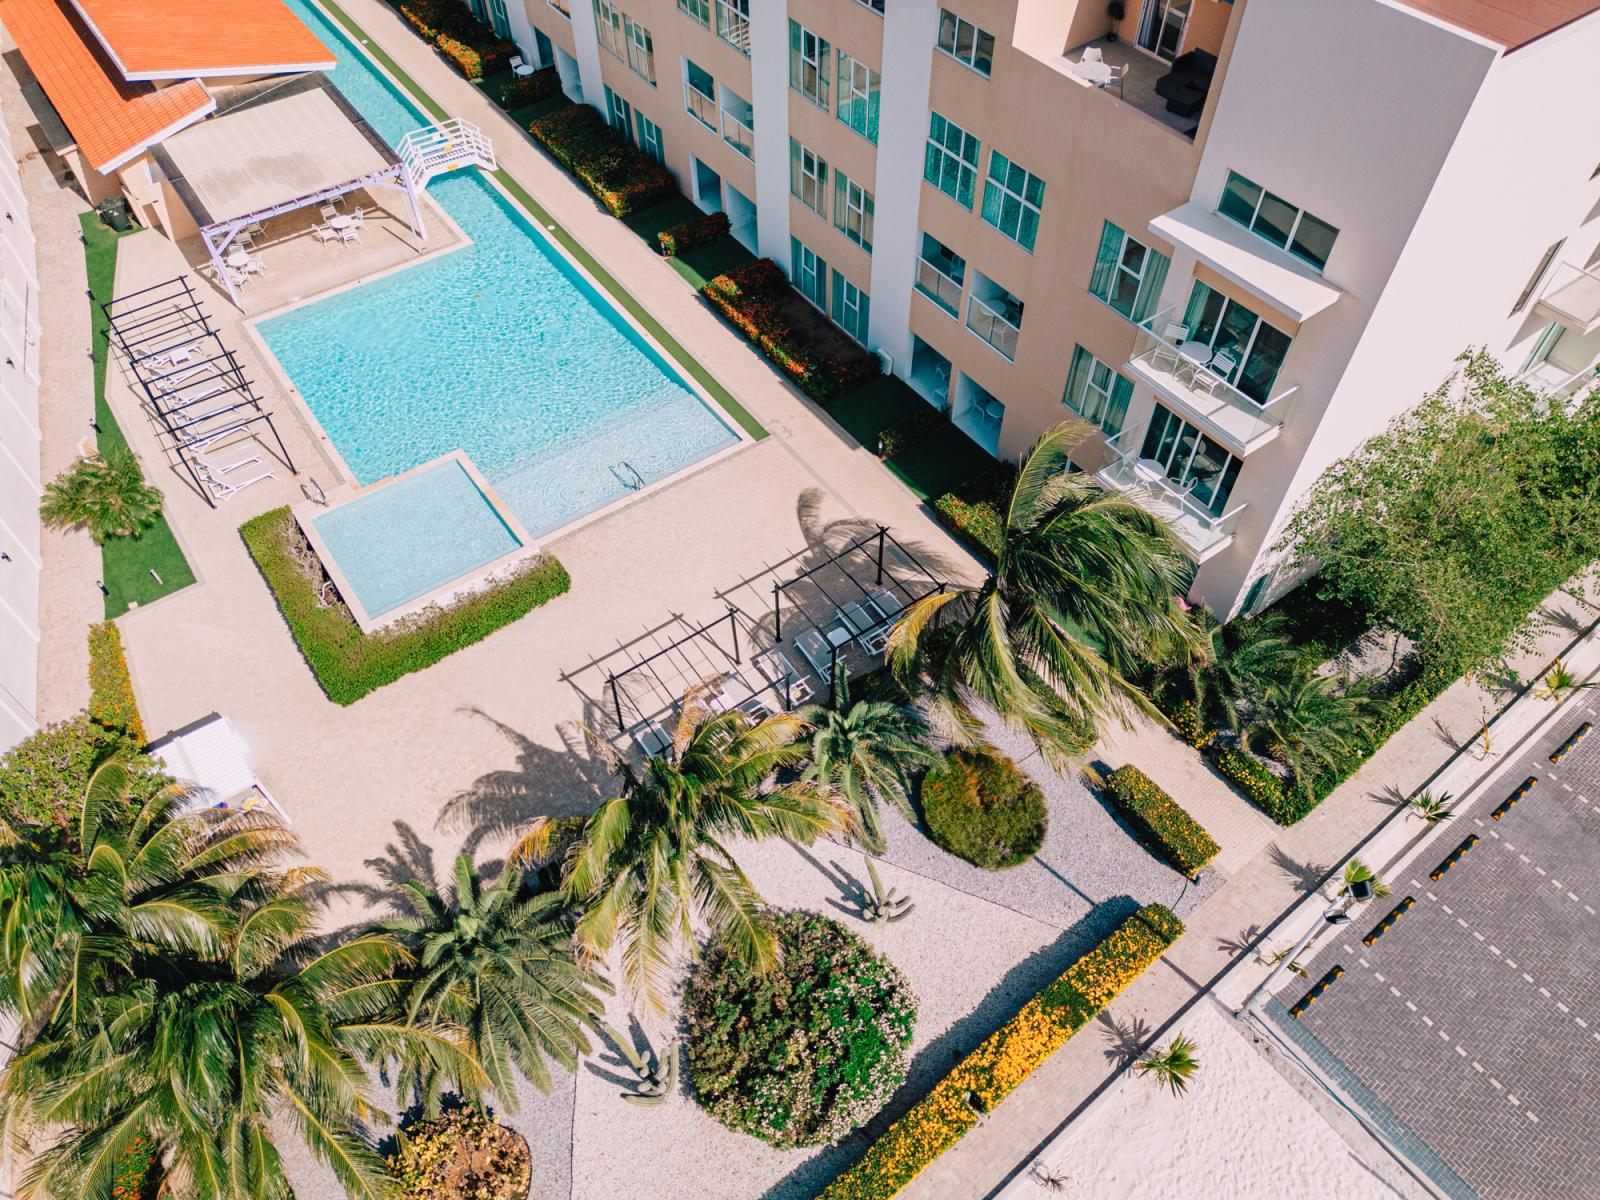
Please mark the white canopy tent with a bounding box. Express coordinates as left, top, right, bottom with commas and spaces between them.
150, 714, 289, 823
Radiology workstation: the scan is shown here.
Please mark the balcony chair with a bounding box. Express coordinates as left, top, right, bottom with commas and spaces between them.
510, 55, 536, 78
1154, 49, 1216, 117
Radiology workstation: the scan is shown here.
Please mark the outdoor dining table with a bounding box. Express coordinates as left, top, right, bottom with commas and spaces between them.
328, 213, 355, 230
225, 249, 251, 269
1177, 340, 1214, 383
1073, 59, 1114, 86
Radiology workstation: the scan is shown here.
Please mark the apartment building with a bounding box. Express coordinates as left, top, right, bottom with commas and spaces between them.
505, 0, 1600, 618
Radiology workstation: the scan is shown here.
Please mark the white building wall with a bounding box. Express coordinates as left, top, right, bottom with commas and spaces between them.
749, 1, 792, 266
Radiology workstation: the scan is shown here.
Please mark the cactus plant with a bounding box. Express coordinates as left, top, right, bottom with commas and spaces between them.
861, 858, 914, 924
599, 1021, 677, 1106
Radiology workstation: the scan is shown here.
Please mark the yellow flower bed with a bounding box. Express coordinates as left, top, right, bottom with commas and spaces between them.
87, 620, 144, 744
817, 904, 1183, 1200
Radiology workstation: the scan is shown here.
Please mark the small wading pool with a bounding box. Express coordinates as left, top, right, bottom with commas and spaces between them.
299, 455, 531, 631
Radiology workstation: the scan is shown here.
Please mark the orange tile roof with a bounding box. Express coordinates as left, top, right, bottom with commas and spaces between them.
1398, 0, 1600, 49
0, 0, 214, 172
66, 0, 335, 79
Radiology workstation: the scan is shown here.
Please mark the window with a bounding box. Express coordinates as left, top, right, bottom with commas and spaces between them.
1088, 221, 1170, 324
980, 151, 1044, 251
1183, 282, 1293, 404
857, 0, 885, 12
634, 112, 664, 163
791, 237, 828, 309
604, 85, 631, 136
915, 232, 965, 316
833, 275, 871, 345
834, 172, 874, 252
1217, 171, 1339, 272
548, 0, 571, 16
936, 10, 995, 77
716, 0, 749, 54
1063, 347, 1132, 436
677, 0, 710, 26
1140, 405, 1243, 516
720, 88, 754, 158
967, 273, 1023, 361
624, 15, 656, 84
789, 21, 830, 110
594, 0, 624, 57
924, 112, 979, 209
836, 53, 881, 144
789, 140, 829, 216
1513, 239, 1565, 315
685, 59, 717, 129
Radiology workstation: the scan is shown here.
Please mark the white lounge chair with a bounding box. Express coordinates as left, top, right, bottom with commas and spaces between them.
510, 54, 536, 78
631, 719, 672, 757
754, 648, 814, 706
201, 466, 274, 501
796, 628, 838, 678
143, 341, 202, 370
166, 380, 229, 410
199, 449, 260, 476
152, 364, 209, 393
868, 589, 906, 624
839, 602, 876, 637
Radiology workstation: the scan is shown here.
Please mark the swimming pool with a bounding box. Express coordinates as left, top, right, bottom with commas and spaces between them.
259, 0, 739, 540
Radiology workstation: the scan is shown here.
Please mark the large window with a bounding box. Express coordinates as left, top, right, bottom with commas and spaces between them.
832, 274, 871, 345
715, 0, 749, 54
980, 151, 1044, 252
836, 53, 881, 144
790, 140, 829, 216
789, 21, 830, 110
603, 85, 631, 136
623, 15, 656, 84
1140, 405, 1243, 516
685, 59, 717, 129
1182, 282, 1293, 404
791, 237, 828, 309
924, 112, 979, 209
1063, 346, 1132, 436
1088, 221, 1170, 324
834, 172, 874, 252
1217, 171, 1339, 272
916, 232, 965, 316
634, 112, 664, 163
594, 0, 623, 58
677, 0, 710, 26
936, 9, 994, 76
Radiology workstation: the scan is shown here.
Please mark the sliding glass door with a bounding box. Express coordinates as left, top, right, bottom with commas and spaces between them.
1139, 0, 1191, 60
1182, 282, 1292, 405
1140, 406, 1242, 515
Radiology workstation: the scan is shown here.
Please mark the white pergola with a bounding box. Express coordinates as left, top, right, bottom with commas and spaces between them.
154, 76, 426, 310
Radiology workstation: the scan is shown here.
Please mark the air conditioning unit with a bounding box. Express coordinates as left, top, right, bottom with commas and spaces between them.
876, 349, 894, 376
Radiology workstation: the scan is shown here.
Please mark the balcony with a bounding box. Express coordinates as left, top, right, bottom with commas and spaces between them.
1534, 262, 1600, 336
966, 287, 1021, 361
720, 108, 753, 159
915, 256, 962, 317
1094, 431, 1244, 562
1059, 39, 1204, 137
1126, 310, 1295, 454
685, 84, 718, 131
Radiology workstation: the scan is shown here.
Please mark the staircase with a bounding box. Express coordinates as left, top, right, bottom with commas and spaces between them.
397, 118, 497, 190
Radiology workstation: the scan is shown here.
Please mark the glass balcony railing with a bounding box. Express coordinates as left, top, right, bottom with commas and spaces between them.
967, 294, 1021, 361
1094, 431, 1244, 560
720, 108, 754, 158
685, 84, 718, 131
1534, 262, 1600, 336
915, 258, 962, 316
1126, 307, 1296, 453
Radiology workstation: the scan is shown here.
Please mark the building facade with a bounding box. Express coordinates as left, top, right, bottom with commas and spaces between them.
506, 0, 1600, 617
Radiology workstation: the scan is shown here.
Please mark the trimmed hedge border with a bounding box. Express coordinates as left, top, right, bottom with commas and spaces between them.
657, 210, 729, 257
1102, 765, 1218, 878
397, 0, 516, 81
87, 620, 145, 744
817, 903, 1183, 1200
240, 507, 569, 705
528, 104, 676, 217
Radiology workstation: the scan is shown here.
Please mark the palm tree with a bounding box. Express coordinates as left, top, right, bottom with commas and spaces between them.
1182, 615, 1299, 733
513, 695, 849, 1011
39, 447, 164, 543
382, 854, 611, 1105
1409, 790, 1454, 825
799, 664, 938, 853
1135, 1033, 1200, 1097
889, 422, 1200, 767
1535, 658, 1596, 704
1338, 857, 1392, 900
1252, 672, 1384, 781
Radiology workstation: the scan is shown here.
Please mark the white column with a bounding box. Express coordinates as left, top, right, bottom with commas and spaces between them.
868, 0, 940, 378
749, 2, 791, 265
570, 0, 606, 116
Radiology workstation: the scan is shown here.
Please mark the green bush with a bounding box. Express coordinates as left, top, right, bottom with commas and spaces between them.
239, 507, 570, 705
657, 209, 730, 256
112, 1134, 160, 1200
1102, 765, 1219, 877
684, 911, 916, 1148
499, 66, 559, 108
921, 748, 1047, 869
1163, 698, 1215, 749
1210, 746, 1315, 824
876, 406, 946, 460
932, 492, 1003, 560
87, 620, 144, 743
0, 716, 125, 833
528, 104, 675, 217
387, 1105, 531, 1200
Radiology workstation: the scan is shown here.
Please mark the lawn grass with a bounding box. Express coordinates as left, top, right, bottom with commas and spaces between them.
827, 376, 927, 450
79, 213, 197, 617
883, 420, 997, 502
622, 197, 755, 289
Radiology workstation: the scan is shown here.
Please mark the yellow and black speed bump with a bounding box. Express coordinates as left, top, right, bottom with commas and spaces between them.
1362, 896, 1415, 947
1551, 723, 1593, 765
1289, 965, 1344, 1018
1430, 835, 1479, 881
1491, 776, 1538, 821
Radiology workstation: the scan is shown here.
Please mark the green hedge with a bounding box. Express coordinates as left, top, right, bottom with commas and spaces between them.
1102, 765, 1218, 877
240, 507, 570, 705
499, 66, 560, 108
817, 904, 1183, 1200
528, 104, 675, 217
921, 748, 1047, 869
1211, 747, 1312, 825
876, 407, 945, 460
657, 210, 729, 256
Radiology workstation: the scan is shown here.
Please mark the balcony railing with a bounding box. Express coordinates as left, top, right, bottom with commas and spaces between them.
720, 108, 754, 158
1094, 430, 1245, 561
1126, 307, 1296, 453
685, 84, 718, 131
915, 258, 961, 316
967, 294, 1020, 361
1534, 262, 1600, 336
716, 0, 750, 54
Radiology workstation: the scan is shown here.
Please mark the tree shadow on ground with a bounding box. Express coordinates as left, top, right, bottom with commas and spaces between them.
1268, 843, 1325, 894
1095, 1010, 1154, 1070
755, 897, 1141, 1200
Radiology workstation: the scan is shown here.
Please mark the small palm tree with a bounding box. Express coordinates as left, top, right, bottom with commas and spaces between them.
382, 854, 610, 1107
1535, 659, 1595, 704
39, 447, 164, 542
1254, 673, 1383, 781
1339, 857, 1392, 900
1409, 790, 1454, 825
513, 694, 850, 1011
799, 664, 938, 852
1183, 616, 1299, 733
1135, 1033, 1200, 1097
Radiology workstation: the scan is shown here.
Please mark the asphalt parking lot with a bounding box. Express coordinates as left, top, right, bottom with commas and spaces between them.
1278, 695, 1600, 1200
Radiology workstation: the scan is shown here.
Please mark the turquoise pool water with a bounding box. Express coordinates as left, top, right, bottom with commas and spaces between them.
314, 459, 520, 618
261, 0, 737, 539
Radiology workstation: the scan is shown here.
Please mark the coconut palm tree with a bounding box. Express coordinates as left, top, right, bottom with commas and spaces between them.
1182, 615, 1300, 733
513, 695, 849, 1011
39, 447, 164, 543
1338, 857, 1391, 900
1252, 672, 1384, 782
889, 422, 1201, 767
1135, 1033, 1200, 1097
799, 664, 937, 853
381, 854, 611, 1106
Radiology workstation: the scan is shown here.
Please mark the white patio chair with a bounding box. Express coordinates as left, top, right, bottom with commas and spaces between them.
510, 55, 536, 78
235, 229, 254, 251
225, 266, 249, 287
1082, 46, 1103, 64
338, 224, 360, 245
244, 254, 267, 275
313, 224, 340, 245
1152, 322, 1189, 372
1200, 350, 1239, 396
1102, 63, 1128, 96
319, 204, 338, 222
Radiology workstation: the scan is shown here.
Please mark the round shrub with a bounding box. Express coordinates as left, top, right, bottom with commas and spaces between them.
920, 748, 1047, 869
684, 911, 916, 1148
387, 1106, 531, 1200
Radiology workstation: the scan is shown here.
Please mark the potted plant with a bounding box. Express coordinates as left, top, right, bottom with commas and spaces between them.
1106, 1, 1126, 42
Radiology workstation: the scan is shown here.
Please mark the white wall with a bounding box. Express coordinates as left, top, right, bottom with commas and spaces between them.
571, 0, 605, 118
749, 1, 791, 265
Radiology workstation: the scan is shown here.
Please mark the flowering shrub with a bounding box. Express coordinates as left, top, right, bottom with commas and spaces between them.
818, 905, 1183, 1199
0, 715, 125, 832
529, 104, 675, 217
87, 620, 144, 743
921, 748, 1046, 870
499, 66, 560, 108
388, 1106, 531, 1200
657, 210, 730, 256
1210, 746, 1314, 824
700, 260, 880, 401
1102, 765, 1219, 878
684, 912, 916, 1147
111, 1134, 159, 1200
932, 492, 1003, 560
399, 0, 515, 81
1164, 698, 1214, 748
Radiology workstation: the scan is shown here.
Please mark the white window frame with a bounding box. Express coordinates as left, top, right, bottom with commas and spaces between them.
791, 21, 830, 110
594, 0, 623, 58
624, 15, 656, 84
1067, 351, 1117, 425
980, 150, 1044, 251
793, 239, 827, 310
791, 140, 828, 216
715, 0, 749, 54
936, 9, 995, 77
915, 232, 965, 316
835, 174, 873, 252
604, 85, 631, 137
1218, 171, 1339, 272
836, 53, 879, 144
924, 112, 979, 209
834, 275, 869, 345
684, 60, 717, 129
677, 0, 711, 27
634, 111, 665, 163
